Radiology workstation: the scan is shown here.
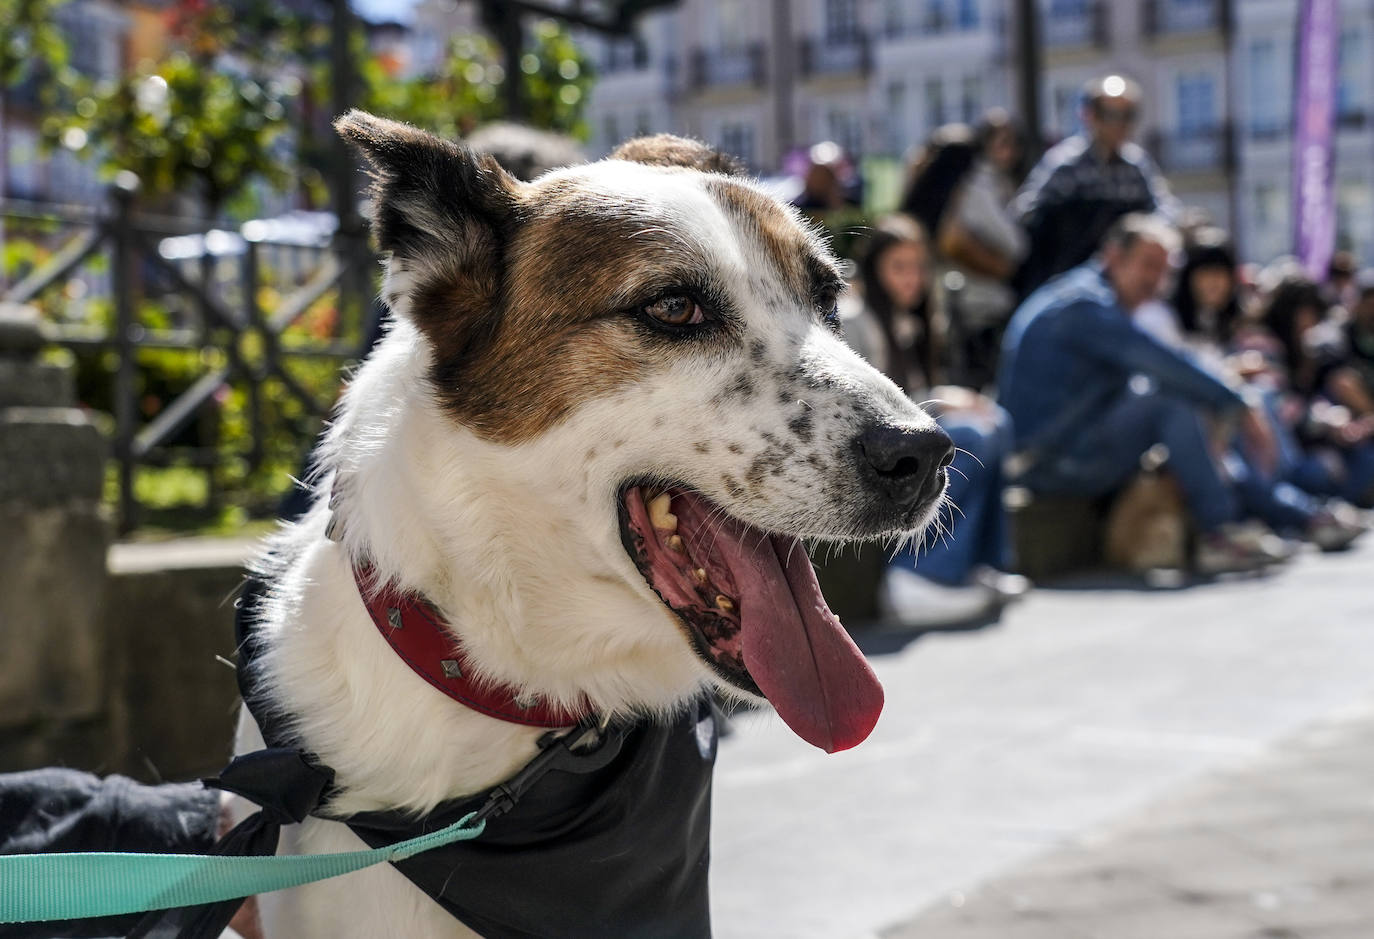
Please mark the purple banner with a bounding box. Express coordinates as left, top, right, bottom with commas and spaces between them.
1292, 0, 1341, 280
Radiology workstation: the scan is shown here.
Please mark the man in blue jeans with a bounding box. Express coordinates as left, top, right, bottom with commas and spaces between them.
999, 213, 1288, 574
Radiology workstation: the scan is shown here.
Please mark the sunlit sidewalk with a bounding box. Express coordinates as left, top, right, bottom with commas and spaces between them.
711, 537, 1374, 939
889, 703, 1374, 938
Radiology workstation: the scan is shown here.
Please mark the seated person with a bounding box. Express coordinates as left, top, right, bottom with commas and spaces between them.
1137, 233, 1364, 550
1252, 271, 1374, 510
997, 214, 1288, 575
1347, 271, 1374, 398
842, 214, 1027, 625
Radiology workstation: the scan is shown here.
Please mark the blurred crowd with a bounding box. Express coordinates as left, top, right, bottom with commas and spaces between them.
799, 75, 1374, 628
385, 75, 1373, 633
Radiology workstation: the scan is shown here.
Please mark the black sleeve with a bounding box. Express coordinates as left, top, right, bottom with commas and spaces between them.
0, 769, 219, 938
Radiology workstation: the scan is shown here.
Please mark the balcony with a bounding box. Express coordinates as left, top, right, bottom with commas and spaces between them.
798, 34, 871, 78
1143, 0, 1227, 37
1043, 2, 1109, 49
600, 38, 650, 75
883, 7, 983, 38
688, 44, 767, 91
1150, 124, 1234, 173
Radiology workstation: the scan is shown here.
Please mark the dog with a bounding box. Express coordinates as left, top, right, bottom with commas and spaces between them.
228, 110, 953, 938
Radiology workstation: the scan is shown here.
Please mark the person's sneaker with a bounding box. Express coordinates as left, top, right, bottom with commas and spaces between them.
972, 565, 1033, 605
880, 567, 999, 627
1307, 503, 1368, 552
1226, 519, 1301, 560
1195, 523, 1292, 575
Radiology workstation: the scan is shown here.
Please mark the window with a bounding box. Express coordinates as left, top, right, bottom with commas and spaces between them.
1052, 84, 1080, 138
884, 0, 907, 36
825, 0, 860, 42
716, 0, 744, 53
961, 75, 983, 124
828, 108, 864, 157
886, 81, 907, 154
1163, 0, 1214, 32
1247, 38, 1285, 137
1250, 183, 1288, 263
957, 0, 979, 29
926, 0, 949, 32
1176, 72, 1216, 137
1337, 29, 1367, 124
719, 122, 756, 169
1049, 0, 1088, 18
1336, 181, 1372, 261
924, 77, 945, 132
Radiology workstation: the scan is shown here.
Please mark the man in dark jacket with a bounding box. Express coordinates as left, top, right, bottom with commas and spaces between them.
1013, 75, 1178, 297
999, 214, 1287, 575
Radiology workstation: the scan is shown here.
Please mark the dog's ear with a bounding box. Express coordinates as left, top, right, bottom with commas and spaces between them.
334, 109, 522, 273
610, 134, 746, 176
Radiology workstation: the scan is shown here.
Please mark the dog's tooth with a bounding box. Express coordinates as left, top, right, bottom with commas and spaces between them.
647, 492, 678, 531
666, 534, 685, 553
714, 594, 735, 612
692, 567, 709, 585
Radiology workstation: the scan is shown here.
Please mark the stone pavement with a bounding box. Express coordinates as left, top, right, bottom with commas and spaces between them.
709, 536, 1374, 939
888, 703, 1374, 939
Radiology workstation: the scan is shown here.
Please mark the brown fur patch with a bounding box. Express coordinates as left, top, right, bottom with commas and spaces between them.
409, 174, 724, 443
611, 134, 746, 176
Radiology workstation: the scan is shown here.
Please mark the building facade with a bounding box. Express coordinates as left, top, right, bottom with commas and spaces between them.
579, 0, 1015, 172
580, 0, 1373, 265
9, 0, 1372, 265
1233, 0, 1373, 265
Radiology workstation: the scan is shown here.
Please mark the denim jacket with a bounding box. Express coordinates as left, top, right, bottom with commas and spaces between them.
997, 264, 1245, 452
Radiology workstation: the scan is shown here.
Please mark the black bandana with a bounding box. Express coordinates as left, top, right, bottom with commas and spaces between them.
166, 573, 719, 939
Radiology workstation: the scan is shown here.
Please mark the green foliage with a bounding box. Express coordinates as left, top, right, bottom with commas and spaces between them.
53, 53, 299, 214
0, 0, 69, 87
361, 32, 504, 141
518, 20, 595, 139
364, 19, 594, 140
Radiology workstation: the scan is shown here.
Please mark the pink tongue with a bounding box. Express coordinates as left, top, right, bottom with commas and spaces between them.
711, 514, 885, 753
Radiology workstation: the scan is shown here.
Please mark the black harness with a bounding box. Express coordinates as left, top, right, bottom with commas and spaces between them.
131, 574, 718, 938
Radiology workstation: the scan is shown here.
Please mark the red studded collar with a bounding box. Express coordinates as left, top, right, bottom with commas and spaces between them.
353, 565, 591, 729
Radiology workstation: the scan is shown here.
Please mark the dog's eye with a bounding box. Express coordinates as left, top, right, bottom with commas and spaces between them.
819, 297, 842, 334
644, 295, 705, 327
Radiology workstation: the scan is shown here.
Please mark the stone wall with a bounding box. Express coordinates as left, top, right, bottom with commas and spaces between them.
0, 302, 246, 782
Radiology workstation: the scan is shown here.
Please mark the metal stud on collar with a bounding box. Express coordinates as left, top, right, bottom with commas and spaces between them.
386, 608, 403, 630
440, 659, 463, 679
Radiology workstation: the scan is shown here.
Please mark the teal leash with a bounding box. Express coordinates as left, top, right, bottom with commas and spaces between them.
0, 812, 485, 925
0, 716, 617, 928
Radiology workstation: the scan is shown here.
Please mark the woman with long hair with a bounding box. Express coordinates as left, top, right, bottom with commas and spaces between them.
1134, 239, 1367, 547
899, 113, 1027, 388
1255, 273, 1374, 510
842, 215, 1027, 625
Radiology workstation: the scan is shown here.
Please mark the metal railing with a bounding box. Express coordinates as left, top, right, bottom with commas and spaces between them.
1149, 123, 1234, 173
1143, 0, 1227, 37
1, 186, 374, 531
688, 43, 767, 91
600, 37, 651, 74
1043, 2, 1109, 48
797, 33, 871, 77
884, 4, 989, 38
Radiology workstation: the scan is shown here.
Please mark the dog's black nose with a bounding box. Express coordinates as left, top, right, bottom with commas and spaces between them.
857, 424, 955, 508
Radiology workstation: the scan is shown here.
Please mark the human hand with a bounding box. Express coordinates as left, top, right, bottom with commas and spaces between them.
928, 384, 991, 417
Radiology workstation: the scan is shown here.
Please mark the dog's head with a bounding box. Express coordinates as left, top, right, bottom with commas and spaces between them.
336, 112, 950, 752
